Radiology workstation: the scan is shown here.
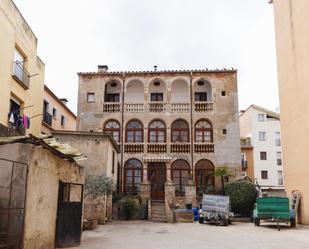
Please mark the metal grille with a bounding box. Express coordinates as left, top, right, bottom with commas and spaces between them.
0, 158, 28, 249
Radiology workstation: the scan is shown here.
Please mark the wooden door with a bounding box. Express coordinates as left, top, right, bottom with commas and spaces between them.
148, 163, 166, 200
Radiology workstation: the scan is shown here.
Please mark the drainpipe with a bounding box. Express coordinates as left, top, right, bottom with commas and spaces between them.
121, 72, 125, 194
190, 71, 194, 177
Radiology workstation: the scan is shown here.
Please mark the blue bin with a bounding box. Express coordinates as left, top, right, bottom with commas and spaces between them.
193, 208, 199, 221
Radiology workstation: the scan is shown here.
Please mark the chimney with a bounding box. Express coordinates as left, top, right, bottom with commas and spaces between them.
59, 98, 68, 105
98, 65, 108, 73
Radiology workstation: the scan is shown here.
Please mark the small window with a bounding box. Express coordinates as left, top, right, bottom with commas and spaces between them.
221, 91, 226, 96
261, 170, 268, 180
278, 170, 283, 185
259, 131, 266, 141
87, 93, 95, 102
275, 132, 281, 146
258, 114, 265, 122
52, 108, 57, 118
194, 92, 207, 101
150, 93, 163, 102
260, 152, 267, 160
223, 129, 227, 135
276, 151, 282, 166
61, 115, 66, 127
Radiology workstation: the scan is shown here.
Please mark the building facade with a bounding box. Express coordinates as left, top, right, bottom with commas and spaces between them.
240, 137, 254, 181
271, 0, 309, 224
42, 85, 76, 134
240, 105, 284, 196
77, 66, 241, 210
0, 0, 45, 137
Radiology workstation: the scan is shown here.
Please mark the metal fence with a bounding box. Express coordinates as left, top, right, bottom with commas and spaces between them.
0, 158, 28, 249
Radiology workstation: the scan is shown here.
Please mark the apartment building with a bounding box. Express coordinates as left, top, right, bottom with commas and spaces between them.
0, 0, 45, 137
77, 66, 241, 221
240, 105, 284, 196
271, 0, 309, 224
42, 85, 76, 134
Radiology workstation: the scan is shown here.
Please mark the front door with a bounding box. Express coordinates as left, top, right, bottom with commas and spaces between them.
148, 163, 166, 200
56, 181, 83, 248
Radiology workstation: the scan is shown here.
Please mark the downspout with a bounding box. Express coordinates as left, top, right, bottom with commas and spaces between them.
190, 71, 194, 176
121, 72, 125, 194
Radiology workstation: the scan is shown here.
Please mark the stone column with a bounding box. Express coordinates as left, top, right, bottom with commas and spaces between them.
165, 181, 175, 223
185, 179, 197, 207
166, 162, 172, 183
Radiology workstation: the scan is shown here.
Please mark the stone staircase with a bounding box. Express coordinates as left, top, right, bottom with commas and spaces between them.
150, 201, 167, 222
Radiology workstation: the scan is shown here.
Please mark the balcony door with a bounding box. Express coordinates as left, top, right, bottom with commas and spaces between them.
148, 163, 166, 200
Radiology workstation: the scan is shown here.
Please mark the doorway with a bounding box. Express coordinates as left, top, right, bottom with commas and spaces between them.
148, 163, 166, 200
55, 181, 83, 248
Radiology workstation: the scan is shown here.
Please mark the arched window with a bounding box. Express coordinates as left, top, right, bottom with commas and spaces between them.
124, 159, 143, 195
195, 119, 213, 143
149, 120, 166, 143
171, 160, 190, 196
126, 120, 143, 143
171, 119, 189, 142
104, 120, 120, 143
195, 159, 215, 196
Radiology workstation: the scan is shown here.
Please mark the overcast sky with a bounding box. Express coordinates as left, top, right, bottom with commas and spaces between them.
14, 0, 279, 114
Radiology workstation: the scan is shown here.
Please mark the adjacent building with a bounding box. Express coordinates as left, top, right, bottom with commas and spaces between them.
240, 105, 284, 196
240, 137, 254, 181
77, 66, 241, 221
0, 0, 45, 137
271, 0, 309, 224
42, 85, 76, 134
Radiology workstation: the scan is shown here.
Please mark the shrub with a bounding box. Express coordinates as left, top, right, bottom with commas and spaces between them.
225, 181, 257, 217
121, 196, 137, 220
84, 174, 113, 198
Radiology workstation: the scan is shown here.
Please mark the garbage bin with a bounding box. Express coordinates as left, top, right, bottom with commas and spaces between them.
193, 208, 199, 221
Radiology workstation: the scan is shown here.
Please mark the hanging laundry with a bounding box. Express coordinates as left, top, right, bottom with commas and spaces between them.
22, 115, 28, 129
8, 113, 15, 124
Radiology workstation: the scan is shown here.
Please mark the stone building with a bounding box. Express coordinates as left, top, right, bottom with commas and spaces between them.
271, 0, 309, 224
0, 0, 45, 137
42, 85, 77, 134
77, 66, 241, 221
52, 130, 120, 223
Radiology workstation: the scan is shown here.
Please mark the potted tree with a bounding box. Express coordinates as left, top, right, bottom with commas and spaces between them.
215, 166, 233, 195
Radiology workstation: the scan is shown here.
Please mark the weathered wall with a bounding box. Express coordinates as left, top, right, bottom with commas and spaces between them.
273, 0, 309, 224
0, 143, 84, 249
0, 0, 45, 136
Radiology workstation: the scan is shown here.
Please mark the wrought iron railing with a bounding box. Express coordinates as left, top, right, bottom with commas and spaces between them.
12, 61, 30, 89
43, 112, 53, 126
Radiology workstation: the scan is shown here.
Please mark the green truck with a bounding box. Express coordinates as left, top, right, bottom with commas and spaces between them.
253, 197, 296, 231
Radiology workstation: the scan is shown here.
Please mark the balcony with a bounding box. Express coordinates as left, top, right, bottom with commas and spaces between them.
194, 101, 213, 112
171, 103, 190, 113
149, 102, 167, 112
241, 160, 248, 170
12, 61, 30, 89
103, 102, 121, 112
124, 143, 144, 154
147, 143, 167, 153
240, 138, 252, 147
43, 112, 52, 126
0, 123, 25, 137
194, 143, 214, 153
170, 143, 190, 154
125, 103, 144, 112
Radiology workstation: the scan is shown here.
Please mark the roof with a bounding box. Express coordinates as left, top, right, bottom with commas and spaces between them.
44, 85, 77, 119
240, 104, 280, 119
78, 68, 237, 76
51, 130, 120, 153
0, 134, 86, 163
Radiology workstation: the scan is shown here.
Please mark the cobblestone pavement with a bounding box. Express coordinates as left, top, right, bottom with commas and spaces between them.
65, 220, 309, 249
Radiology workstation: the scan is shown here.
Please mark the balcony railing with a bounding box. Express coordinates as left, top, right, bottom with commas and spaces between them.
103, 102, 121, 112
147, 143, 167, 153
170, 143, 190, 153
171, 103, 190, 113
241, 160, 248, 169
149, 102, 167, 112
194, 143, 214, 153
241, 138, 252, 147
124, 143, 144, 153
12, 61, 30, 89
125, 103, 144, 112
0, 123, 25, 137
43, 112, 52, 126
194, 101, 213, 112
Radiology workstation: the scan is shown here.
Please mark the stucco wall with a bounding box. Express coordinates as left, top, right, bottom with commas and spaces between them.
0, 143, 84, 249
0, 0, 45, 136
273, 0, 309, 224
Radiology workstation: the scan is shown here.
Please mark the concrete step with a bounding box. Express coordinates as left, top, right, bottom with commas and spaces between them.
150, 201, 167, 222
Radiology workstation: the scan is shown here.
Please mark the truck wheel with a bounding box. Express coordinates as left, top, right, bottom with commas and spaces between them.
199, 217, 204, 224
290, 218, 296, 227
221, 217, 228, 226
228, 219, 232, 225
254, 218, 260, 226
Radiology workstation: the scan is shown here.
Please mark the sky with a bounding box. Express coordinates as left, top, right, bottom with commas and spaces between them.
13, 0, 279, 114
